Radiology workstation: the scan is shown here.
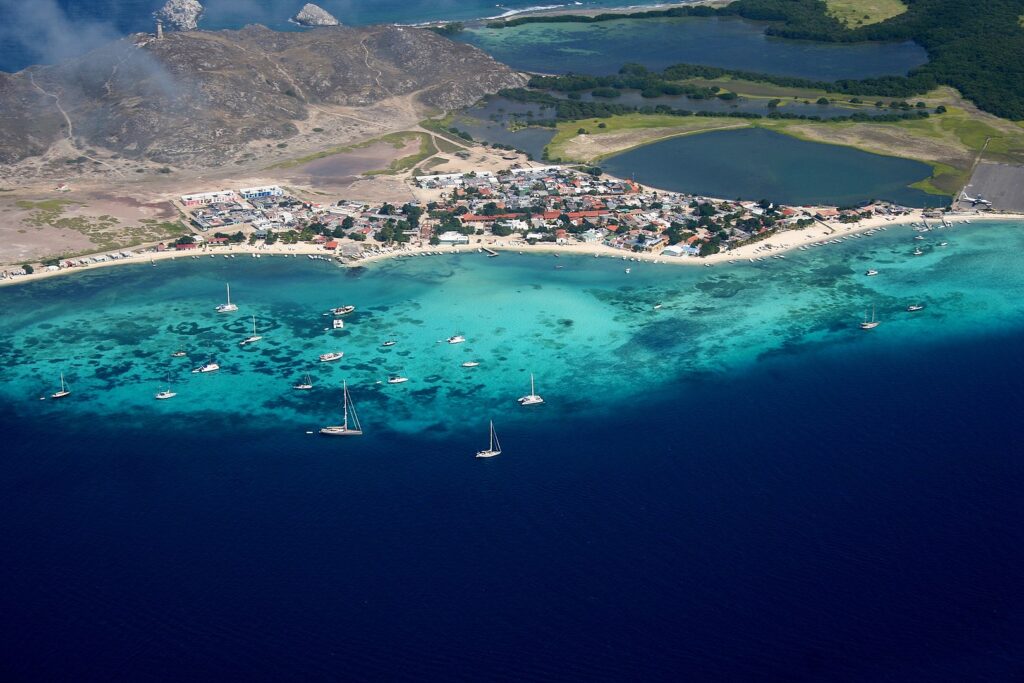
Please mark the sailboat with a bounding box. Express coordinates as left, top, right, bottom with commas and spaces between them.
155, 374, 177, 400
293, 373, 313, 390
320, 381, 363, 436
240, 315, 262, 345
51, 372, 71, 399
476, 420, 502, 458
518, 373, 544, 405
216, 283, 238, 313
860, 306, 880, 330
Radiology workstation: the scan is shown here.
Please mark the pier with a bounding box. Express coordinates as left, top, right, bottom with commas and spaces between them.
482, 247, 499, 257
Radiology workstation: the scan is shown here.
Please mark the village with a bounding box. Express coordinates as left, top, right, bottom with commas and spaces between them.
3, 166, 929, 280
170, 168, 920, 258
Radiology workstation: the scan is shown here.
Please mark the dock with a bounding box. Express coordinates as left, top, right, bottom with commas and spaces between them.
482, 247, 499, 257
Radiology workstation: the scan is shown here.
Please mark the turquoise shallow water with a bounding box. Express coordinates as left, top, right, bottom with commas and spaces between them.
2, 222, 1022, 433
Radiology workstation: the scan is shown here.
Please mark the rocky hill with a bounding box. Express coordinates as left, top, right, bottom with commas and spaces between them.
0, 25, 525, 169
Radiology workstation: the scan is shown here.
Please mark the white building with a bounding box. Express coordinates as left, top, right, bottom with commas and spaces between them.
438, 231, 469, 245
239, 185, 285, 200
180, 190, 236, 207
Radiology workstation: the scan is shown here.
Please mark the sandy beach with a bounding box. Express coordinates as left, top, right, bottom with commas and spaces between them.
5, 207, 1015, 290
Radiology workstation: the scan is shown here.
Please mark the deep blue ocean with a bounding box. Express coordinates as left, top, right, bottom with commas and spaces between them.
3, 224, 1024, 680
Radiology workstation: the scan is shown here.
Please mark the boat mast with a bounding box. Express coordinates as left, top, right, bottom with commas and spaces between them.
530, 373, 535, 396
226, 283, 231, 306
342, 381, 349, 430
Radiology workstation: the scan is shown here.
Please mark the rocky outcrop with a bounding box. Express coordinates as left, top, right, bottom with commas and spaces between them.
0, 25, 527, 168
154, 0, 204, 31
291, 3, 340, 27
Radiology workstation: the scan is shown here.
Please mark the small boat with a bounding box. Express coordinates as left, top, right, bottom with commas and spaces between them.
914, 234, 925, 240
381, 340, 397, 347
319, 352, 344, 362
293, 373, 313, 390
865, 269, 879, 276
332, 319, 344, 330
624, 268, 631, 274
216, 283, 238, 313
330, 305, 355, 316
907, 304, 925, 312
475, 420, 502, 459
239, 315, 262, 346
461, 361, 480, 368
155, 389, 176, 400
913, 247, 924, 256
319, 381, 363, 436
192, 362, 220, 374
859, 307, 880, 330
387, 375, 409, 384
447, 335, 466, 344
170, 350, 187, 358
51, 372, 71, 399
653, 303, 663, 310
939, 241, 948, 247
518, 373, 544, 406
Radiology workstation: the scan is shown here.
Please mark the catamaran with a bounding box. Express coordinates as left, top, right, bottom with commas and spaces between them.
216, 283, 238, 313
860, 307, 880, 330
476, 420, 502, 458
518, 373, 544, 405
51, 372, 71, 399
319, 381, 363, 436
319, 352, 344, 362
240, 315, 262, 346
293, 373, 314, 390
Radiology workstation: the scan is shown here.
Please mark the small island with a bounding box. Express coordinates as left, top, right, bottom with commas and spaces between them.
291, 3, 340, 27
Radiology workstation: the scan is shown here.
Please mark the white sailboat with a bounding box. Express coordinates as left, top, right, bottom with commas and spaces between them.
293, 373, 313, 390
240, 315, 262, 345
476, 420, 502, 458
518, 373, 544, 405
320, 381, 363, 436
387, 375, 409, 384
216, 283, 238, 313
155, 374, 177, 400
51, 372, 71, 399
860, 306, 880, 330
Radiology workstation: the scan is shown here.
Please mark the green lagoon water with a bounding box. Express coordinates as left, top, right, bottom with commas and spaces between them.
457, 16, 928, 79
0, 222, 1019, 433
603, 128, 942, 207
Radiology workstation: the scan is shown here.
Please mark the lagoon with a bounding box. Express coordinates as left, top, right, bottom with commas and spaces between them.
456, 16, 928, 80
602, 127, 942, 207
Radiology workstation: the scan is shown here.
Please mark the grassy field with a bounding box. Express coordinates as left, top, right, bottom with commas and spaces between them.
546, 114, 747, 162
364, 132, 438, 176
15, 200, 182, 252
268, 131, 427, 171
825, 0, 907, 28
